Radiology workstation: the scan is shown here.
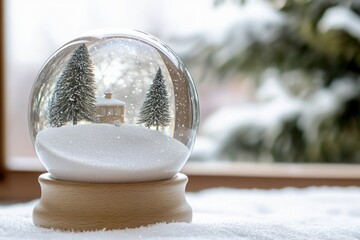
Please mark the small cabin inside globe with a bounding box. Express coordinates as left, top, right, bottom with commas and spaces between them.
96, 90, 126, 124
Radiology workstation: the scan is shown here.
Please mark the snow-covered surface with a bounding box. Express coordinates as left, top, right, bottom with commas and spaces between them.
1, 187, 360, 239
96, 97, 125, 106
35, 124, 189, 182
318, 6, 360, 40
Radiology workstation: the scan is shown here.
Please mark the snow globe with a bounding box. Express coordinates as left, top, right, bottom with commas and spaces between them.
29, 30, 199, 231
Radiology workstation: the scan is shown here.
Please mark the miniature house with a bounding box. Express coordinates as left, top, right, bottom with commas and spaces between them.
96, 91, 125, 124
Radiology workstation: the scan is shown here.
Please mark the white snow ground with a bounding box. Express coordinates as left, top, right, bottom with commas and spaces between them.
35, 124, 189, 182
1, 187, 360, 239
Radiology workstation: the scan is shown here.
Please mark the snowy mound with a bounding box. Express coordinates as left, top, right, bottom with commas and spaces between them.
35, 124, 190, 183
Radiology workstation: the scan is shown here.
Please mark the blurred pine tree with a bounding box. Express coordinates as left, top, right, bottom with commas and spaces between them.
216, 0, 360, 163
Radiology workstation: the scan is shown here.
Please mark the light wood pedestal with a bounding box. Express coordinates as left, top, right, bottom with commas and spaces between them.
33, 173, 192, 231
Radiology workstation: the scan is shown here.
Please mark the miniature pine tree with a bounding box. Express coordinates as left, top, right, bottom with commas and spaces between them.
49, 43, 98, 127
138, 68, 171, 130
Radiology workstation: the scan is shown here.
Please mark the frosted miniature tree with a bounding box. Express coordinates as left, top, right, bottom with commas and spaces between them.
138, 68, 171, 130
49, 43, 98, 127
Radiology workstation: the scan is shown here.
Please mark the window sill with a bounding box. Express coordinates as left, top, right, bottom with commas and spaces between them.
182, 161, 360, 191
182, 161, 360, 179
1, 158, 360, 202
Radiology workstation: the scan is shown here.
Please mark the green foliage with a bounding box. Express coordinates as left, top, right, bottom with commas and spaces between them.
49, 44, 98, 127
214, 0, 360, 163
223, 0, 360, 84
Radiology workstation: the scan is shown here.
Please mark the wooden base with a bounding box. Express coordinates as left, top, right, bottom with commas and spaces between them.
33, 173, 192, 231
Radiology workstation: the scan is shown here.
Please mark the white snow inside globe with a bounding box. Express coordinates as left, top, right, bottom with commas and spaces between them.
29, 30, 199, 183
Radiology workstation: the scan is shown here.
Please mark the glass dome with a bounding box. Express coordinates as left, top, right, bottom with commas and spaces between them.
29, 30, 199, 183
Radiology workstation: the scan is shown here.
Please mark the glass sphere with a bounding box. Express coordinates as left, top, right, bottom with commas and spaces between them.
29, 30, 199, 182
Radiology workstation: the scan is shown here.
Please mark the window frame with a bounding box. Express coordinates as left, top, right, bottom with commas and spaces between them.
0, 0, 359, 203
0, 0, 5, 180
